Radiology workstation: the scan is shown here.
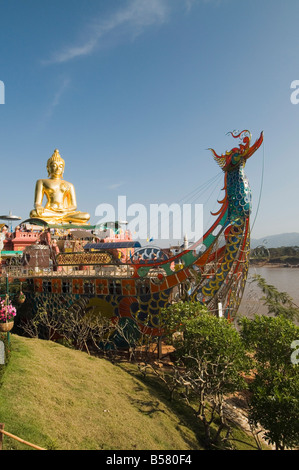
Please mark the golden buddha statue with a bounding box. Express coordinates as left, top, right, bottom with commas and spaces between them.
30, 149, 90, 225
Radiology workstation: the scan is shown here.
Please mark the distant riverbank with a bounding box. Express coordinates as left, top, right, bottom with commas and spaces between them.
250, 246, 299, 268
250, 261, 299, 268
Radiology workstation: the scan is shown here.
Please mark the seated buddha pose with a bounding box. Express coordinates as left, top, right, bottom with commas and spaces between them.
30, 149, 90, 224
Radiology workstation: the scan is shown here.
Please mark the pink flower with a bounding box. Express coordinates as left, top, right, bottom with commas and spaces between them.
0, 299, 17, 322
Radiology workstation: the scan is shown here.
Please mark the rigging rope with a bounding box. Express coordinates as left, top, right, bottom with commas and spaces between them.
176, 172, 223, 205
149, 172, 223, 243
250, 139, 265, 232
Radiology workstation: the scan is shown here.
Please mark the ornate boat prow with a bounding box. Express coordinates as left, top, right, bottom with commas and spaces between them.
1, 131, 263, 341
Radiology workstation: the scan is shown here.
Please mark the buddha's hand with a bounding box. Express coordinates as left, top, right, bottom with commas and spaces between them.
35, 206, 44, 217
51, 203, 65, 213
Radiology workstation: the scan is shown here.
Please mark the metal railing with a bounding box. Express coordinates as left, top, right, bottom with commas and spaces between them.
1, 264, 136, 279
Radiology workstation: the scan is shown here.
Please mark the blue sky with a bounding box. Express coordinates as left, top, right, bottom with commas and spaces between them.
0, 0, 299, 243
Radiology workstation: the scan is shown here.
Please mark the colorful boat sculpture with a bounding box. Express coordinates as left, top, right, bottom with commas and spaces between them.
1, 130, 263, 340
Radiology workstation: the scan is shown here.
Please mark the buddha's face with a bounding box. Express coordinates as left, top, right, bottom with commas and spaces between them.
48, 160, 64, 178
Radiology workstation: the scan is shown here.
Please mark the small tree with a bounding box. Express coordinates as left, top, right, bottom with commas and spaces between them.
60, 306, 114, 353
247, 369, 299, 450
19, 301, 144, 358
20, 302, 116, 354
240, 289, 299, 450
20, 301, 62, 341
163, 302, 249, 448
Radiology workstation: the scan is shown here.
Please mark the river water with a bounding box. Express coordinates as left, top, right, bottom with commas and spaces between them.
239, 266, 299, 319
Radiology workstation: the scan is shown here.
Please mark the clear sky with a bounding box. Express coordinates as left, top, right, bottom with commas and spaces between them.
0, 0, 298, 244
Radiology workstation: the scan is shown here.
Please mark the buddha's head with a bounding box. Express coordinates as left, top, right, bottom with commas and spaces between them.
47, 149, 65, 178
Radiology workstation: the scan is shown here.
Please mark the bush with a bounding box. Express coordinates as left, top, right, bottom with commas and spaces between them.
240, 314, 299, 450
162, 303, 250, 447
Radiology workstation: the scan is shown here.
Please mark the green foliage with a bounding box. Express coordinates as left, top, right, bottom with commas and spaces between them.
252, 274, 299, 320
162, 300, 208, 335
250, 246, 299, 265
240, 315, 299, 372
163, 292, 299, 450
173, 311, 250, 394
162, 303, 249, 448
19, 301, 145, 358
240, 284, 299, 450
248, 370, 299, 450
19, 301, 115, 352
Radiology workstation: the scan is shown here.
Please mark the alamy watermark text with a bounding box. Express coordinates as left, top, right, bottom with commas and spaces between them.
95, 196, 203, 243
290, 80, 299, 104
0, 80, 4, 104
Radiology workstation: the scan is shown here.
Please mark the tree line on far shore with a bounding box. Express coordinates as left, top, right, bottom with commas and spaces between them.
250, 245, 299, 265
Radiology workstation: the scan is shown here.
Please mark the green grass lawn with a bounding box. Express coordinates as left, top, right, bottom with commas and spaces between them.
0, 334, 262, 451
0, 334, 203, 450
